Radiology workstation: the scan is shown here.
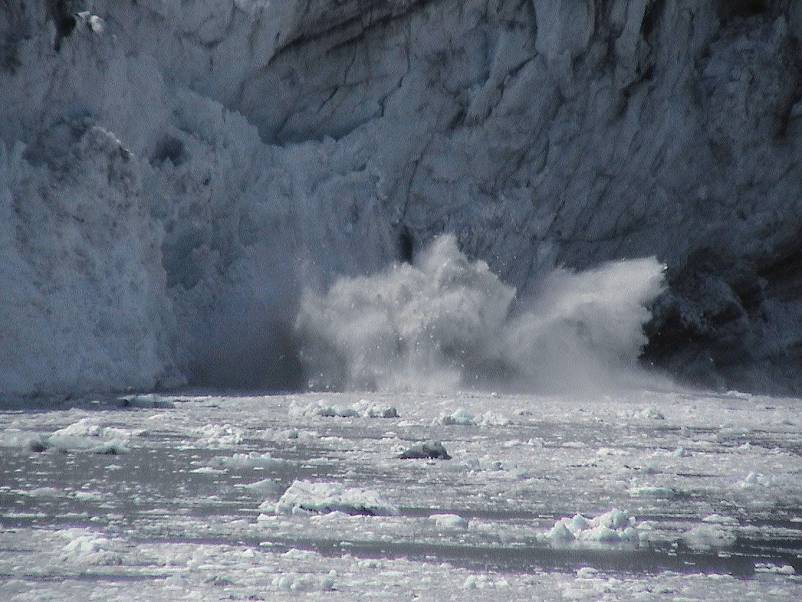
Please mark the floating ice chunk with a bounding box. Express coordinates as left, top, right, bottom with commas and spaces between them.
544, 509, 639, 543
189, 467, 226, 474
637, 407, 665, 420
363, 404, 399, 418
57, 528, 122, 566
429, 513, 468, 529
273, 571, 336, 592
629, 485, 677, 498
51, 419, 134, 440
118, 395, 174, 409
282, 548, 321, 560
273, 480, 399, 516
702, 514, 738, 524
436, 408, 476, 426
683, 524, 737, 550
739, 471, 770, 489
290, 399, 398, 419
547, 521, 576, 542
0, 430, 49, 452
42, 419, 133, 454
212, 452, 290, 470
576, 567, 599, 579
290, 399, 359, 418
463, 575, 508, 589
193, 424, 244, 447
435, 408, 508, 426
755, 563, 795, 575
236, 478, 284, 495
399, 440, 451, 460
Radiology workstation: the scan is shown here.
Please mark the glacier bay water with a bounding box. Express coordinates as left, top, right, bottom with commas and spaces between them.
1, 390, 801, 599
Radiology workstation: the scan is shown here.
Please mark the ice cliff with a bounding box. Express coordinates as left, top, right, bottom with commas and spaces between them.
1, 0, 801, 396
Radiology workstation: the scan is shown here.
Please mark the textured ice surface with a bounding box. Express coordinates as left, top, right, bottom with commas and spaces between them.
272, 480, 399, 516
3, 2, 802, 396
1, 389, 801, 600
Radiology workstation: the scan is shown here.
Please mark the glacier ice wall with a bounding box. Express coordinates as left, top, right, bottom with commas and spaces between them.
2, 1, 802, 395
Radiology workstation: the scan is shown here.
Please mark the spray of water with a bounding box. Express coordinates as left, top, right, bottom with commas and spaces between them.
296, 235, 666, 393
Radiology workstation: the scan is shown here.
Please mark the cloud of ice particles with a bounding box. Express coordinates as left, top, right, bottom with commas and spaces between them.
296, 235, 665, 393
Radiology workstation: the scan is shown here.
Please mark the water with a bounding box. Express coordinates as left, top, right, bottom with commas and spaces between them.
1, 389, 801, 599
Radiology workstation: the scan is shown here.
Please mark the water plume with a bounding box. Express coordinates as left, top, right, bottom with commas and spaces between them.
296, 235, 665, 393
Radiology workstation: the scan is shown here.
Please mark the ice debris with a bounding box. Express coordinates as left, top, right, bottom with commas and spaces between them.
211, 452, 290, 470
57, 528, 122, 566
193, 423, 245, 447
1, 419, 136, 454
628, 485, 678, 498
430, 513, 468, 529
544, 509, 639, 543
272, 571, 336, 592
271, 480, 399, 516
683, 524, 737, 550
290, 399, 398, 419
435, 407, 511, 427
755, 563, 796, 575
399, 440, 451, 460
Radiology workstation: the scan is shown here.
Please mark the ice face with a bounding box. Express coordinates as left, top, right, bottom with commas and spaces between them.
2, 2, 802, 396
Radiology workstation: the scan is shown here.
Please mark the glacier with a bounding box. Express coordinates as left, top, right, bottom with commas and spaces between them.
2, 1, 802, 397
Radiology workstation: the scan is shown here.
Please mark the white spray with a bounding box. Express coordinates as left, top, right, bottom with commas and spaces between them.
296, 235, 666, 393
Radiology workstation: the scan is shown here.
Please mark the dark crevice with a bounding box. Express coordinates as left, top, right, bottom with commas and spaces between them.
640, 0, 665, 40
398, 226, 415, 263
716, 0, 769, 22
48, 0, 77, 52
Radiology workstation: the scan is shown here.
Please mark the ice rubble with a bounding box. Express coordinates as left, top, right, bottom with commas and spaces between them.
270, 480, 399, 516
430, 513, 469, 529
289, 399, 399, 419
57, 528, 123, 566
543, 509, 640, 544
211, 452, 290, 471
399, 440, 452, 460
435, 407, 511, 427
0, 418, 135, 454
3, 2, 802, 396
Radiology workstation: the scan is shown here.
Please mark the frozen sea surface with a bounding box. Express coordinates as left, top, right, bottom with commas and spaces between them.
1, 390, 801, 600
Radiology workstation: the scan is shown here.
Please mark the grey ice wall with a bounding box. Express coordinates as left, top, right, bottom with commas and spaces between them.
1, 1, 801, 396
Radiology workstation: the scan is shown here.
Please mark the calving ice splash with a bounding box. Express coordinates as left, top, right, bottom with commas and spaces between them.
297, 235, 666, 393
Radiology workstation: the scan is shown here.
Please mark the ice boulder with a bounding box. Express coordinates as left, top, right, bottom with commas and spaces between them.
399, 440, 452, 460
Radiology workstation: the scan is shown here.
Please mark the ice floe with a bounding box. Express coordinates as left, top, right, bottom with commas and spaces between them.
271, 480, 399, 516
399, 440, 451, 460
